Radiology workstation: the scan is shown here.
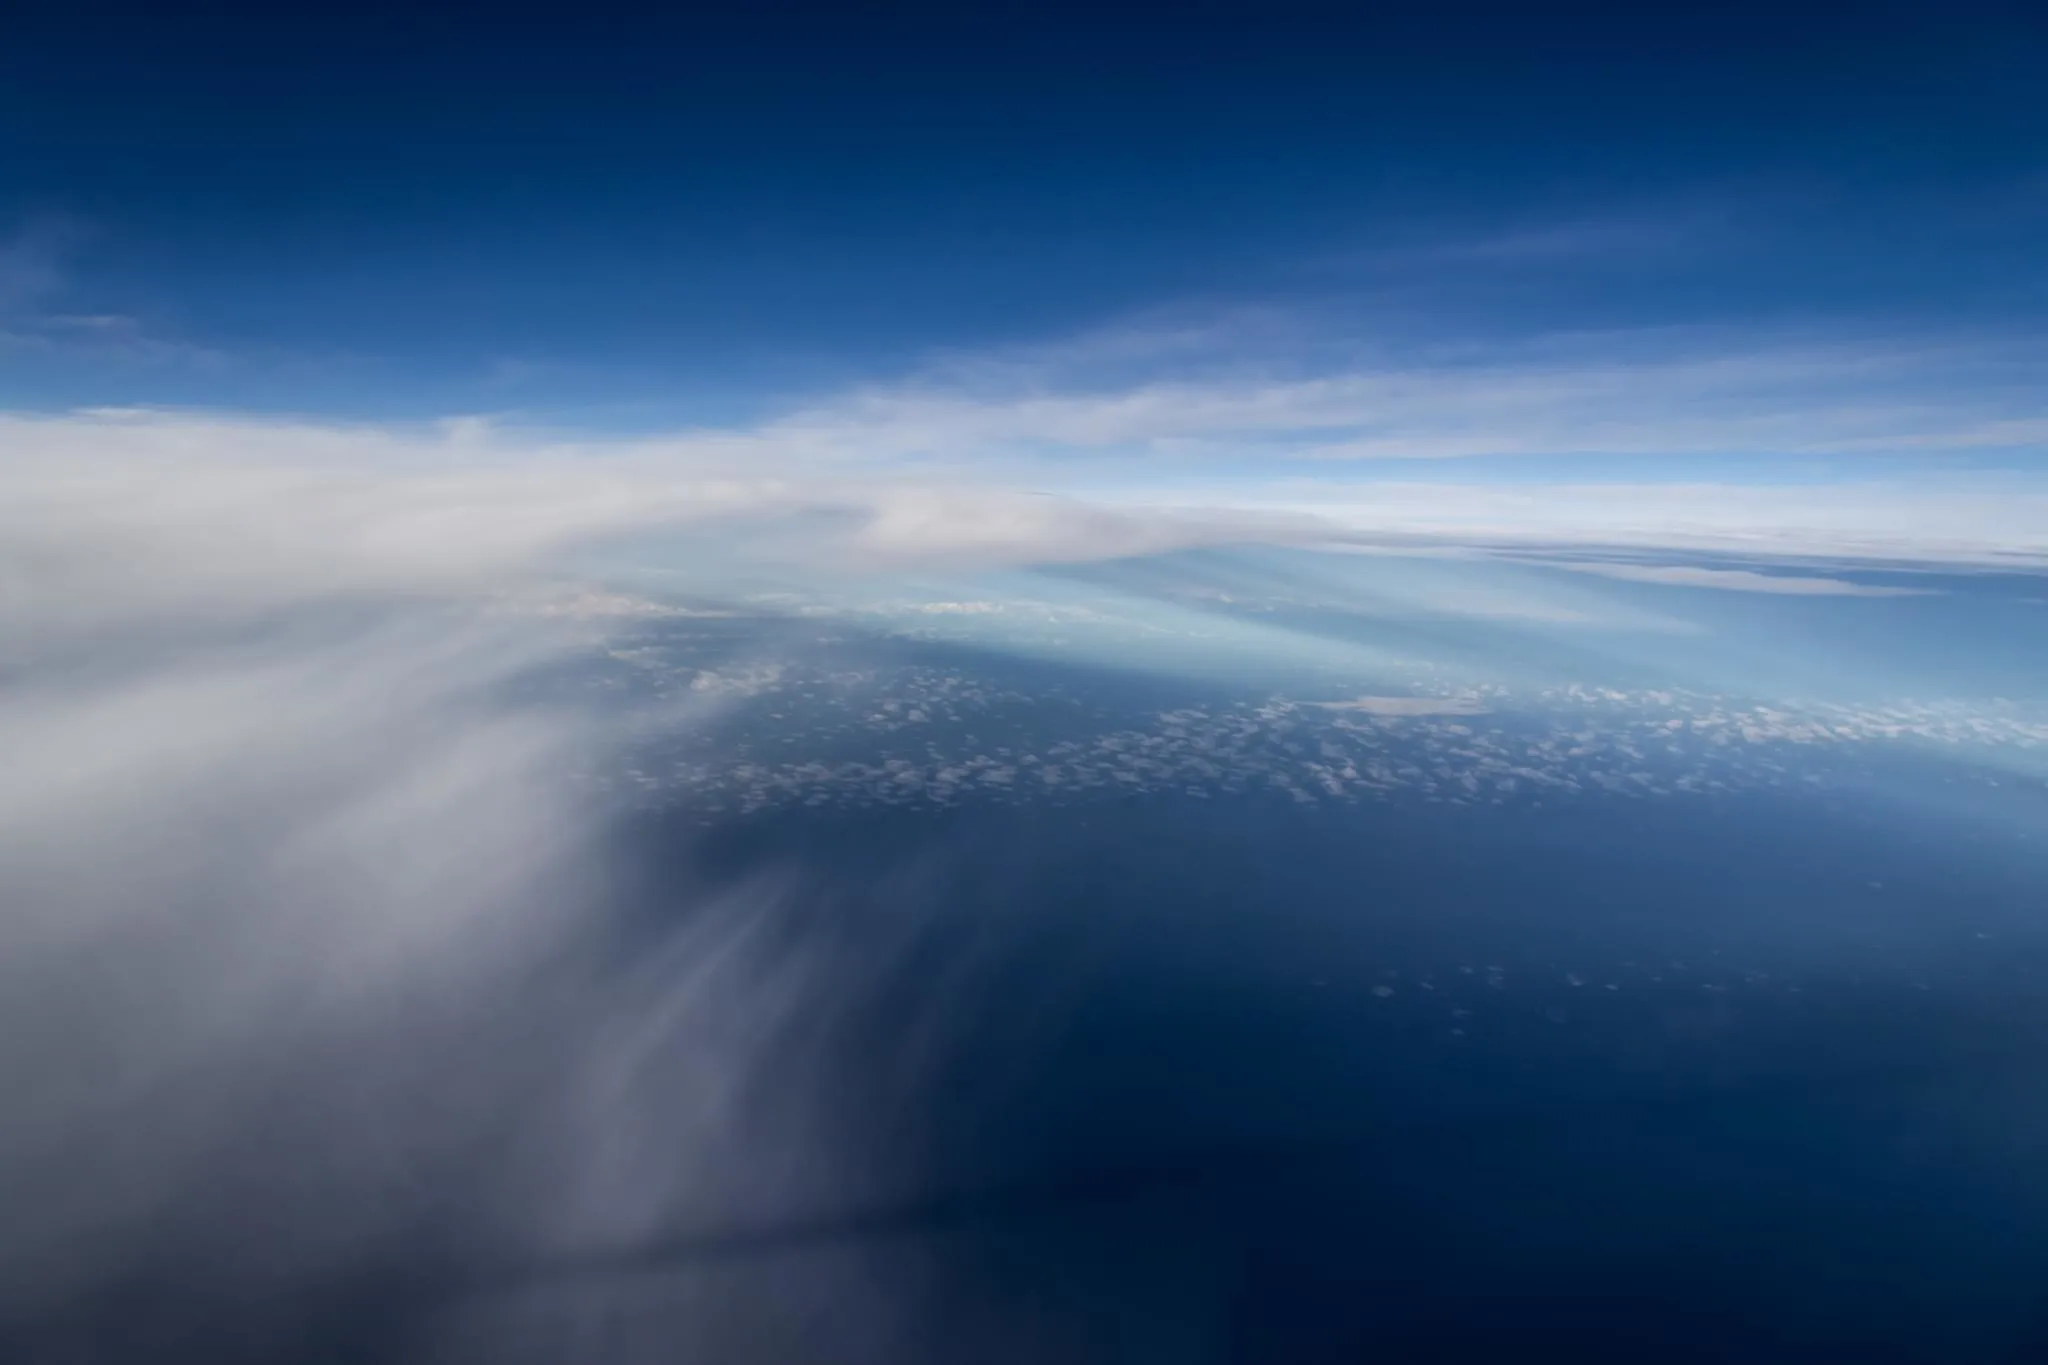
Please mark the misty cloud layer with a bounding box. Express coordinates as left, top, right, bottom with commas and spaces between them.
0, 417, 993, 1359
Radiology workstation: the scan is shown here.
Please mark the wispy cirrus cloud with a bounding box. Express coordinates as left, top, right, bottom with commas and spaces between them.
755, 323, 2048, 466
0, 217, 74, 313
0, 217, 224, 369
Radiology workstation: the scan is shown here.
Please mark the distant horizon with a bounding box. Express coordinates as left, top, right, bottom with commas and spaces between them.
5, 0, 2046, 581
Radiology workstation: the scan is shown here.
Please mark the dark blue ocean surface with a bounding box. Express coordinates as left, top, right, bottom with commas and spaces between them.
464, 774, 2048, 1363
418, 610, 2048, 1360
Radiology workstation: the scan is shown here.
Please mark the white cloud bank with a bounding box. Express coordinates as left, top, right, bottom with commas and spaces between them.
0, 408, 1161, 1358
0, 409, 1324, 638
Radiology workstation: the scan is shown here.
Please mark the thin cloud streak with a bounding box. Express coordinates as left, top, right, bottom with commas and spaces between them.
1259, 480, 2048, 568
0, 217, 224, 368
1524, 561, 1937, 596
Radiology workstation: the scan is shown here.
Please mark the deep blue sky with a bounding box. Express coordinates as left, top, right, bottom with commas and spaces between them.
3, 0, 2045, 426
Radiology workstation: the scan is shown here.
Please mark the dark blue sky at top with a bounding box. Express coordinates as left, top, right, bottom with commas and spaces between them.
2, 0, 2044, 419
